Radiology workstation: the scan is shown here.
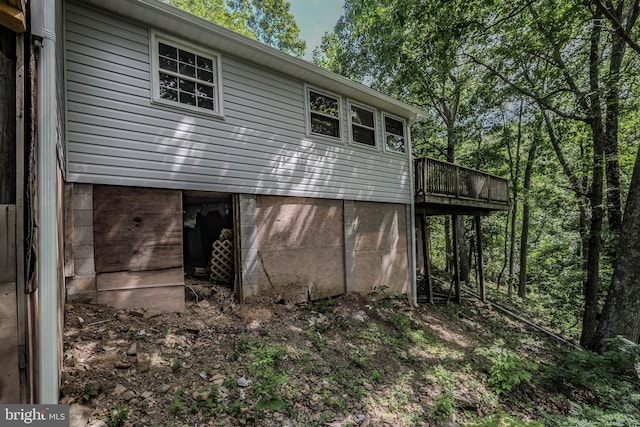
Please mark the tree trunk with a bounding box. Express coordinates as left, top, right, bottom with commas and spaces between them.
593, 144, 640, 348
603, 30, 626, 258
518, 130, 539, 298
581, 15, 606, 349
506, 100, 524, 298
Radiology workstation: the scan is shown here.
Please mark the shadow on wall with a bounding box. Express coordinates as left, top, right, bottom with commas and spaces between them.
255, 196, 345, 303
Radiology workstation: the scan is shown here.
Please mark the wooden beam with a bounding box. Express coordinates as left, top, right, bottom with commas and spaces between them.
420, 214, 433, 303
475, 216, 486, 303
451, 214, 461, 304
0, 2, 25, 33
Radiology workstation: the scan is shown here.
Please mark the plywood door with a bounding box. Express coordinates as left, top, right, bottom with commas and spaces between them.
0, 205, 19, 403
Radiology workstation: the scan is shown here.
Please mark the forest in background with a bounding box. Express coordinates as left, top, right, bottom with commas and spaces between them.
312, 0, 640, 353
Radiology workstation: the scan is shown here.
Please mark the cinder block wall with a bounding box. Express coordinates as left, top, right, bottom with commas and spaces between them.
65, 183, 97, 302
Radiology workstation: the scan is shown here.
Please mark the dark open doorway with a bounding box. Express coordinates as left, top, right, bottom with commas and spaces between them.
182, 191, 235, 288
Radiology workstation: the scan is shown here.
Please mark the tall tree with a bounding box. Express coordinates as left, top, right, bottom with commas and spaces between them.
465, 0, 637, 348
589, 0, 640, 348
164, 0, 305, 56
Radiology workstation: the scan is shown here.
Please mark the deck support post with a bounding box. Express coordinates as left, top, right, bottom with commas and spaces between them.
475, 216, 486, 303
451, 214, 461, 304
419, 213, 433, 303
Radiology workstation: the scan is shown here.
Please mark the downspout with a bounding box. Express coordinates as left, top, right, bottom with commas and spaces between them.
36, 0, 59, 403
406, 122, 418, 308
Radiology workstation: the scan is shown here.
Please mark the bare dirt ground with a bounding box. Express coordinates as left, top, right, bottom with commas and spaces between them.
60, 280, 572, 426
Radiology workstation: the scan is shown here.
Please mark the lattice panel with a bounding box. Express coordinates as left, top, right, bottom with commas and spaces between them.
210, 240, 234, 283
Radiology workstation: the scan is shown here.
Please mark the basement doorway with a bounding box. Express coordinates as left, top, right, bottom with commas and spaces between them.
182, 192, 237, 294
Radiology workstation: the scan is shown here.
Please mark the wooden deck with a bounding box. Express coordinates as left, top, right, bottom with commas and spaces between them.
414, 157, 510, 215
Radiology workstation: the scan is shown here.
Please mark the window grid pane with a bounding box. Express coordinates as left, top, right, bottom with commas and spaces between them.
157, 39, 218, 113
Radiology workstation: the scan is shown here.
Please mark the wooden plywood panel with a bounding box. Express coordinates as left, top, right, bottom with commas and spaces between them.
93, 186, 182, 273
0, 204, 16, 283
97, 267, 183, 291
97, 285, 185, 312
0, 281, 19, 403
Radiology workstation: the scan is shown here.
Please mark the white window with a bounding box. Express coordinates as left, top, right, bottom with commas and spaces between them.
151, 32, 223, 116
349, 103, 376, 147
307, 88, 341, 139
383, 115, 406, 153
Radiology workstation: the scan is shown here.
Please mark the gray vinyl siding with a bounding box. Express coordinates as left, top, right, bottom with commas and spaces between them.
64, 2, 412, 204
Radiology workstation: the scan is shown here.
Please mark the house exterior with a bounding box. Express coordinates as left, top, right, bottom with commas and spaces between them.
3, 0, 510, 404
61, 0, 428, 311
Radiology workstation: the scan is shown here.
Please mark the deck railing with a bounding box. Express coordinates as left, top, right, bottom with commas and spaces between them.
414, 157, 509, 205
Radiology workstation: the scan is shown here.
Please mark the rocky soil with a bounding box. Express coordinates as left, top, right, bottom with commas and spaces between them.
61, 281, 573, 426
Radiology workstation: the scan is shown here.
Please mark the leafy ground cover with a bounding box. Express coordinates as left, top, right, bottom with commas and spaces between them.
61, 283, 639, 426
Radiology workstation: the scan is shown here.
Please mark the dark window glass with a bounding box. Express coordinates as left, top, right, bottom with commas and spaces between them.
159, 72, 177, 90
160, 87, 178, 102
197, 56, 213, 71
198, 97, 214, 110
179, 79, 195, 94
180, 92, 196, 106
179, 63, 196, 78
159, 56, 177, 72
159, 43, 177, 60
385, 117, 404, 136
310, 91, 339, 117
197, 69, 213, 83
384, 117, 405, 153
353, 127, 375, 146
351, 105, 374, 128
196, 84, 213, 98
179, 49, 196, 66
311, 113, 340, 138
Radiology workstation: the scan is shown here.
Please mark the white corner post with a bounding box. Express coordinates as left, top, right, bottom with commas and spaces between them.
406, 124, 418, 308
37, 0, 60, 403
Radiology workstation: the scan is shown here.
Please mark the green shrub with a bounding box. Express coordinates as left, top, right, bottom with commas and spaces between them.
475, 339, 538, 395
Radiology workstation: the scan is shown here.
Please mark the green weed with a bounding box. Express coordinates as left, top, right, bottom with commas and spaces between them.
475, 340, 537, 396
105, 403, 129, 427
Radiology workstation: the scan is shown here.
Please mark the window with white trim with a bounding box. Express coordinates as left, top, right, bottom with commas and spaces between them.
152, 33, 222, 115
349, 103, 376, 147
384, 115, 406, 153
308, 88, 341, 139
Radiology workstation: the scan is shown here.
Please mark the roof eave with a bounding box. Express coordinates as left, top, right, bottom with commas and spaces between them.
73, 0, 428, 122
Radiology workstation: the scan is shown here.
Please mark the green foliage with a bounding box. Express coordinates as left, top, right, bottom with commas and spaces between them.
81, 382, 100, 401
164, 0, 305, 56
429, 391, 455, 421
171, 358, 183, 373
475, 340, 538, 395
105, 403, 129, 427
388, 313, 412, 334
468, 411, 544, 426
247, 342, 290, 413
548, 403, 640, 427
311, 297, 337, 314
